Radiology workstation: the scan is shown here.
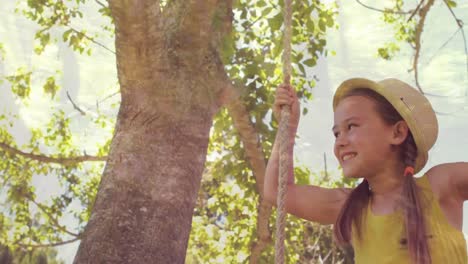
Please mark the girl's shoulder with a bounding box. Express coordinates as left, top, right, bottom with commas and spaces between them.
425, 162, 468, 203
423, 163, 467, 231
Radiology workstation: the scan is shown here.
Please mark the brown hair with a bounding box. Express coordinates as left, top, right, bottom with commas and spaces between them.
333, 88, 431, 264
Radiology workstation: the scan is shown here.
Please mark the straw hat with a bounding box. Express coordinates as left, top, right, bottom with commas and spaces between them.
332, 78, 439, 174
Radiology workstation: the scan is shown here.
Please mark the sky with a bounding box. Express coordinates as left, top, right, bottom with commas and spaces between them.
1, 0, 467, 262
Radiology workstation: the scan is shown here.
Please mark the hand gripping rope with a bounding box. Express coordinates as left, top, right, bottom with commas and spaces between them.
275, 0, 293, 263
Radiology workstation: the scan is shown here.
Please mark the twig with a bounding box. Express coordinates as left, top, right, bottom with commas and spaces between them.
461, 30, 468, 97
67, 91, 86, 116
355, 0, 413, 14
96, 90, 120, 110
243, 14, 264, 30
425, 27, 461, 66
99, 91, 120, 103
29, 199, 81, 237
0, 141, 107, 165
17, 237, 80, 249
443, 0, 468, 97
407, 0, 425, 22
95, 0, 107, 9
68, 26, 115, 54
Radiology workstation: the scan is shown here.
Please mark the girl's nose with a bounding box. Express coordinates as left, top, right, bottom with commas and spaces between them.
335, 134, 349, 148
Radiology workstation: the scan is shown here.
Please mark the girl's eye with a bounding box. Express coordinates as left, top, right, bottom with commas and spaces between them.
333, 131, 340, 138
348, 123, 357, 130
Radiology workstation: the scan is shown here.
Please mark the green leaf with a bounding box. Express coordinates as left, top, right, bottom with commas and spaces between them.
257, 0, 266, 8
446, 0, 457, 7
261, 7, 273, 17
269, 12, 283, 32
303, 58, 316, 67
5, 67, 32, 99
63, 29, 73, 42
43, 76, 59, 99
298, 63, 306, 76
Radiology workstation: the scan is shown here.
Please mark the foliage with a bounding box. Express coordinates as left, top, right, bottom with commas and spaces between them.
0, 243, 64, 264
188, 156, 354, 263
183, 0, 353, 261
0, 1, 114, 259
375, 0, 463, 65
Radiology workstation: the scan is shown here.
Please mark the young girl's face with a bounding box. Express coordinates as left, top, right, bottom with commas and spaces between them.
333, 95, 397, 178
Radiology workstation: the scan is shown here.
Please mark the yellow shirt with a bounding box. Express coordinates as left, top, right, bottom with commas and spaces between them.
352, 175, 467, 263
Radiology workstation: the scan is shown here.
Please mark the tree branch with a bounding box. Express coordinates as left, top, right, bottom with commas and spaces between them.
425, 27, 461, 66
169, 0, 231, 52
407, 0, 425, 22
67, 91, 86, 115
443, 0, 468, 97
95, 0, 107, 9
68, 26, 115, 54
29, 199, 81, 238
108, 0, 162, 82
108, 0, 161, 34
180, 0, 220, 33
0, 142, 107, 165
223, 85, 272, 263
355, 0, 413, 14
412, 0, 435, 94
17, 237, 80, 249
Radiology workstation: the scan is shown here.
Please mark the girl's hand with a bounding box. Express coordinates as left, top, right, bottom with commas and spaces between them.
273, 84, 300, 133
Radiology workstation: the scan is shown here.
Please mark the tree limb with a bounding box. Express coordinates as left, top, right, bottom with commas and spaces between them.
443, 0, 468, 96
223, 86, 272, 263
108, 0, 163, 82
361, 0, 466, 111
178, 0, 220, 34
95, 0, 107, 9
412, 0, 435, 94
355, 0, 413, 14
407, 0, 425, 22
425, 27, 461, 66
0, 142, 107, 165
108, 0, 161, 34
17, 237, 80, 249
68, 26, 115, 54
67, 91, 86, 115
29, 199, 81, 238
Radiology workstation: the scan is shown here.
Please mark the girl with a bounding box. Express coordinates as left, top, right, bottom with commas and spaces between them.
264, 78, 468, 263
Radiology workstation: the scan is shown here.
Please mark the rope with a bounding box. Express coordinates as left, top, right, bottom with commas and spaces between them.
275, 0, 293, 263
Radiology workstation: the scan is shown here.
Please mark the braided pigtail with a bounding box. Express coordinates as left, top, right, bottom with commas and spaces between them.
401, 133, 431, 264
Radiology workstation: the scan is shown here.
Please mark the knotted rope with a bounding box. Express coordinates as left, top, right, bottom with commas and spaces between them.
275, 0, 293, 263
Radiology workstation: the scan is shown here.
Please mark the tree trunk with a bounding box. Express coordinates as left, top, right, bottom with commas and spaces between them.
74, 1, 230, 263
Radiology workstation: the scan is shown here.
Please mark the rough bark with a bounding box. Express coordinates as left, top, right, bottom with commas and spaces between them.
73, 1, 230, 263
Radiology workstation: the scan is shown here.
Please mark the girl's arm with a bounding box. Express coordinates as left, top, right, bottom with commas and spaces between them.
265, 83, 351, 224
263, 132, 351, 225
446, 162, 468, 201
424, 163, 467, 230
427, 162, 468, 202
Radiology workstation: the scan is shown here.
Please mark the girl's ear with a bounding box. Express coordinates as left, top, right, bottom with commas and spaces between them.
390, 120, 409, 145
